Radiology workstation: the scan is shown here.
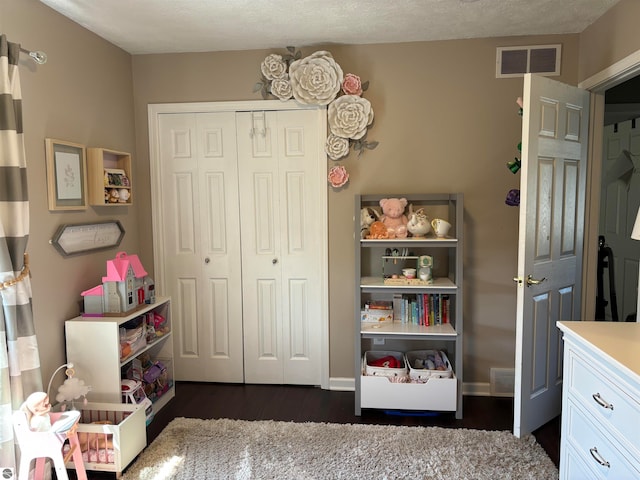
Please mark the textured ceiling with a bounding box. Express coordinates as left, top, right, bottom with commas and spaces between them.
39, 0, 621, 55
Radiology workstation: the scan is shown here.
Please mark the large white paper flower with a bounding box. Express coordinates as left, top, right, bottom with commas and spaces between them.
328, 95, 374, 140
325, 134, 350, 160
289, 51, 344, 105
271, 77, 293, 101
261, 54, 288, 80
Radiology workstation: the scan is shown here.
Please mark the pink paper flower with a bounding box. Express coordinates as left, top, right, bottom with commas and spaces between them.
328, 165, 349, 188
342, 73, 363, 96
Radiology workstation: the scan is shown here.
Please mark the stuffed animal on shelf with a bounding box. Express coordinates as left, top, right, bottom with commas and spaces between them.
379, 197, 409, 239
366, 221, 388, 239
360, 207, 380, 239
107, 188, 120, 203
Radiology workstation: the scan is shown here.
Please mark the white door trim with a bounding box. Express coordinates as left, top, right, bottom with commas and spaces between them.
579, 49, 640, 320
148, 100, 330, 389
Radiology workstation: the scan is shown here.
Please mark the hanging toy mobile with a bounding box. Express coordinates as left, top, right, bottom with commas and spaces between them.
48, 363, 91, 411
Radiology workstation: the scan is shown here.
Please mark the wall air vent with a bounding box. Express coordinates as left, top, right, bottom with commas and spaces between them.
496, 44, 561, 78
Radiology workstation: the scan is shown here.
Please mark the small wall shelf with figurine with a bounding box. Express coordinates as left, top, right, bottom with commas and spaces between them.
87, 147, 132, 206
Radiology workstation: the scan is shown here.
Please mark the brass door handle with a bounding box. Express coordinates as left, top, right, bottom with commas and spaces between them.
526, 274, 546, 287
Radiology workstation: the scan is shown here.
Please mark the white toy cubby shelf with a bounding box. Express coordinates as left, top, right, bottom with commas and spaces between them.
65, 296, 175, 417
355, 193, 464, 419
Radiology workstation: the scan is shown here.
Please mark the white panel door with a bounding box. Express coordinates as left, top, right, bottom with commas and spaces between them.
237, 110, 324, 385
514, 74, 590, 437
599, 118, 640, 321
157, 112, 244, 382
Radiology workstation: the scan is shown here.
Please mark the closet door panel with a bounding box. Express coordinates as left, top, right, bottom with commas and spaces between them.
278, 110, 323, 385
238, 112, 284, 383
238, 110, 323, 385
158, 112, 244, 382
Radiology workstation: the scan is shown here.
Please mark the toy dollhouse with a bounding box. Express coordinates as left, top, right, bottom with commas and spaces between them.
81, 252, 151, 316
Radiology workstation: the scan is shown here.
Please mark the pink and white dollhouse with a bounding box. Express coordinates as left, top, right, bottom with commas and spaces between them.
81, 252, 150, 316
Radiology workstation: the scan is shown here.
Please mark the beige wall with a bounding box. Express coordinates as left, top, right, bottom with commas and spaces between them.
8, 0, 636, 391
1, 0, 139, 386
578, 0, 640, 82
132, 37, 580, 382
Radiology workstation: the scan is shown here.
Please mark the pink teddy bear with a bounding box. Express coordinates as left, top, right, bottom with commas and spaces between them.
379, 197, 409, 239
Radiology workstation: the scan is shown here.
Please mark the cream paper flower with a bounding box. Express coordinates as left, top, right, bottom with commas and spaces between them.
261, 54, 288, 80
325, 134, 350, 160
271, 77, 293, 101
289, 51, 344, 105
328, 95, 374, 140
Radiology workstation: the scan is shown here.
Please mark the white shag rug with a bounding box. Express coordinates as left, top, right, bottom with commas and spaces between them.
122, 417, 558, 480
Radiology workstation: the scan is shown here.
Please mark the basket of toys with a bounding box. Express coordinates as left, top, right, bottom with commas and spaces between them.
405, 350, 453, 382
363, 351, 407, 378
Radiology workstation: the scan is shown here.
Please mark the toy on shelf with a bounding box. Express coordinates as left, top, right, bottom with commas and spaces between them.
379, 198, 409, 239
121, 379, 154, 425
81, 252, 155, 317
360, 207, 380, 239
407, 206, 431, 238
142, 360, 170, 401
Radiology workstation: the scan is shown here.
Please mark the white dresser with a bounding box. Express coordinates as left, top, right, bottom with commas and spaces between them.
557, 321, 640, 479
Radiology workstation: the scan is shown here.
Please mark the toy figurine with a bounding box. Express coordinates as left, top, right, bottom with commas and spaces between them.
379, 197, 409, 239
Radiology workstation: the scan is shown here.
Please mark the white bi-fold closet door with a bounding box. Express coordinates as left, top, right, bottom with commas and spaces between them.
150, 101, 328, 387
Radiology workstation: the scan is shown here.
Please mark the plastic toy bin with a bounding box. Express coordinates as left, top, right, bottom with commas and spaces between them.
61, 402, 146, 475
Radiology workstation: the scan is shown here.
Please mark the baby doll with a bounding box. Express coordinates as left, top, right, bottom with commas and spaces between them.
20, 391, 52, 431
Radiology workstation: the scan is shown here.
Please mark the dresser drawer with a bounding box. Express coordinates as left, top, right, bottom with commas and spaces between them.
565, 398, 640, 479
561, 441, 603, 480
567, 347, 640, 454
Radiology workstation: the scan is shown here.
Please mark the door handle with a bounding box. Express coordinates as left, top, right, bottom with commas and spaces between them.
272, 258, 278, 265
204, 257, 210, 264
526, 274, 546, 287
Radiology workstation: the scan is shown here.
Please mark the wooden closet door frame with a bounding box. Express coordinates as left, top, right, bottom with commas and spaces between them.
148, 100, 330, 389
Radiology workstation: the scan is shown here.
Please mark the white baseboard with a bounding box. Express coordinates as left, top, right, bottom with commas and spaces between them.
329, 377, 492, 397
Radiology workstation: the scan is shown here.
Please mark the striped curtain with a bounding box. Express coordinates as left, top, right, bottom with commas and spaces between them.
0, 34, 43, 470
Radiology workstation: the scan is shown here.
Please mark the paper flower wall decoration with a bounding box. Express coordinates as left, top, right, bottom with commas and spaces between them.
255, 47, 379, 189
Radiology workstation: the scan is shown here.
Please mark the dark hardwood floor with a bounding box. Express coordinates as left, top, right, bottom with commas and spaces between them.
75, 382, 560, 479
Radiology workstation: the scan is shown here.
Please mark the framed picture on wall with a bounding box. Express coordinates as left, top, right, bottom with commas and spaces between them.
45, 138, 88, 210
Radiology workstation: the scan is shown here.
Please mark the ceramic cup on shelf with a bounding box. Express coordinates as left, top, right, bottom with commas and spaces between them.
431, 218, 452, 238
402, 268, 416, 279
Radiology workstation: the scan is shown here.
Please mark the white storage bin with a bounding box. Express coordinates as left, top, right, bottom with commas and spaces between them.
363, 351, 407, 377
360, 372, 457, 411
61, 402, 146, 475
406, 350, 453, 381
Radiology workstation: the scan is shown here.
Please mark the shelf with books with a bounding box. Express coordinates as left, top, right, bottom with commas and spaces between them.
354, 193, 463, 419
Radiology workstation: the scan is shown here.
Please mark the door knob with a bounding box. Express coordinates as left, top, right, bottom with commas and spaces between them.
526, 274, 546, 287
272, 258, 278, 265
204, 257, 210, 264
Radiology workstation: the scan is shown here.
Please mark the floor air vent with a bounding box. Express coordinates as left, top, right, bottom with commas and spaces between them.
496, 44, 561, 78
490, 367, 515, 397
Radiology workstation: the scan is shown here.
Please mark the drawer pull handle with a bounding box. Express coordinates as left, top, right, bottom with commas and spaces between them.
592, 393, 614, 410
589, 447, 610, 468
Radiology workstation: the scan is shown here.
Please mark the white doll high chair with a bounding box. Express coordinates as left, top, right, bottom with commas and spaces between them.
13, 363, 90, 480
12, 408, 87, 480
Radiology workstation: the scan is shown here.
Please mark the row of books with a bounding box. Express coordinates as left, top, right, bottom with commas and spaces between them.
392, 293, 451, 326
